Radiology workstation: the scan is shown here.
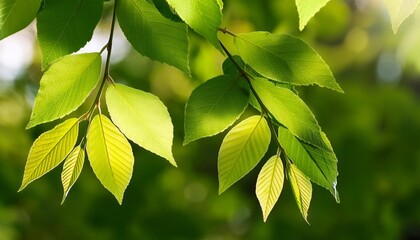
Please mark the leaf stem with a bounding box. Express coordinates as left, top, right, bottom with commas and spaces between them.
218, 27, 237, 37
85, 0, 118, 120
219, 40, 285, 153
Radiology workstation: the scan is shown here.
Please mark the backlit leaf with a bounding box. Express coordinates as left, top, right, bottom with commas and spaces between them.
117, 0, 190, 74
218, 115, 270, 194
86, 114, 134, 204
166, 0, 222, 51
288, 164, 312, 223
106, 84, 176, 166
19, 118, 79, 191
0, 0, 41, 40
37, 0, 103, 68
295, 0, 331, 31
235, 32, 343, 92
184, 74, 249, 145
27, 53, 102, 129
61, 146, 85, 204
385, 0, 420, 33
278, 126, 339, 202
251, 78, 331, 152
256, 155, 284, 222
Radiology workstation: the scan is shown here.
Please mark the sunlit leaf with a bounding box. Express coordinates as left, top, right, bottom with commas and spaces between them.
37, 0, 103, 68
218, 115, 271, 194
19, 118, 79, 191
86, 114, 134, 204
385, 0, 420, 33
278, 126, 339, 202
288, 163, 312, 223
235, 32, 343, 92
61, 146, 85, 204
27, 53, 102, 129
295, 0, 331, 31
0, 0, 42, 40
106, 83, 176, 166
251, 78, 331, 152
184, 74, 249, 145
166, 0, 222, 51
256, 155, 284, 222
117, 0, 190, 74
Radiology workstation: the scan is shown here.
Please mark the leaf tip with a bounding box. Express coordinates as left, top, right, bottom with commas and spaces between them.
17, 183, 27, 192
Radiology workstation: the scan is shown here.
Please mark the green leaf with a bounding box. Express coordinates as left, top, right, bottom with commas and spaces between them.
385, 0, 420, 33
166, 0, 222, 51
218, 115, 271, 194
27, 53, 102, 129
251, 78, 331, 152
86, 114, 134, 204
37, 0, 103, 69
288, 163, 312, 223
256, 155, 284, 222
295, 0, 331, 31
0, 0, 41, 40
19, 118, 79, 191
106, 83, 176, 166
278, 125, 339, 202
235, 32, 343, 92
61, 146, 85, 204
222, 55, 246, 75
117, 0, 190, 74
184, 75, 249, 145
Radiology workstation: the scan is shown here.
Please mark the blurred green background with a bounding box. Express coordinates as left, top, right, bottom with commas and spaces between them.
1, 0, 420, 239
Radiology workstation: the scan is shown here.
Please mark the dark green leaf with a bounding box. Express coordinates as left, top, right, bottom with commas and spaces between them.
279, 126, 339, 202
37, 0, 103, 69
184, 74, 249, 145
0, 0, 42, 40
117, 0, 190, 74
251, 77, 331, 152
235, 32, 343, 92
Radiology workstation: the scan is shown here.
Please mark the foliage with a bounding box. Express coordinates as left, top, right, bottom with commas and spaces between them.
0, 0, 419, 224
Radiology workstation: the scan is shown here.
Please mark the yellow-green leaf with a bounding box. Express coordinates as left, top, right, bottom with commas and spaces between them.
288, 164, 312, 223
27, 53, 102, 129
61, 146, 85, 204
19, 118, 79, 191
86, 114, 134, 204
218, 115, 271, 194
256, 155, 284, 222
106, 83, 176, 166
295, 0, 331, 31
385, 0, 420, 33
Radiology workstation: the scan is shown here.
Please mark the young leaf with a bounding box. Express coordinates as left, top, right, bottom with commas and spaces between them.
117, 0, 190, 74
256, 155, 284, 222
295, 0, 331, 31
61, 146, 85, 204
27, 53, 102, 129
37, 0, 103, 69
166, 0, 222, 51
106, 84, 176, 166
184, 75, 249, 145
86, 114, 134, 204
19, 118, 79, 191
218, 115, 271, 194
251, 78, 331, 152
288, 163, 312, 223
278, 126, 339, 202
0, 0, 42, 40
235, 32, 343, 92
385, 0, 420, 33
